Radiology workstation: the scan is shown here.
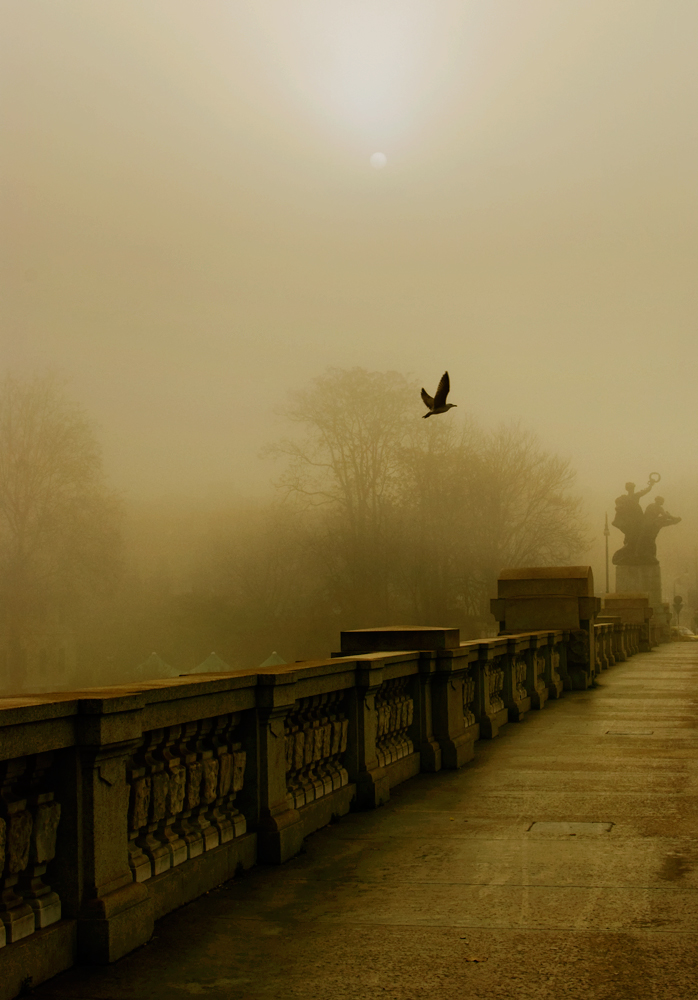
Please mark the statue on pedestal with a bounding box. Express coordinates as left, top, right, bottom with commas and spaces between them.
612, 473, 681, 565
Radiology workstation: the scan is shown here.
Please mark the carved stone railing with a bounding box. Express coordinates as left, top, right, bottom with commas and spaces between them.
284, 693, 348, 809
471, 641, 508, 739
0, 580, 653, 998
594, 623, 615, 671
127, 714, 246, 882
463, 669, 476, 729
0, 753, 61, 947
375, 677, 414, 767
505, 639, 531, 722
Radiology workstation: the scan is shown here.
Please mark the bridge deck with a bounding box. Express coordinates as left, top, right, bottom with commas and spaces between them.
36, 644, 698, 1000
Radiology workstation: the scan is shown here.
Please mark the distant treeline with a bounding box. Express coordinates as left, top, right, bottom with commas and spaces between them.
0, 369, 589, 692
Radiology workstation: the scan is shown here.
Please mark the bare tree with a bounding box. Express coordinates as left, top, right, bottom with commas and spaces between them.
268, 368, 416, 623
0, 374, 123, 688
470, 422, 588, 586
271, 367, 414, 523
267, 369, 588, 637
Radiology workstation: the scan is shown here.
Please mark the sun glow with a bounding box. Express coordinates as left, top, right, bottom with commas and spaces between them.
245, 2, 450, 145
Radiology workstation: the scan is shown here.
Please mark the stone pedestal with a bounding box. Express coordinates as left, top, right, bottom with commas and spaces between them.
602, 593, 655, 651
490, 566, 601, 690
615, 564, 662, 614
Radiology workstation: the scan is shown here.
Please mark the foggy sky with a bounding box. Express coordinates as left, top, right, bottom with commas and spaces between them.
3, 1, 698, 579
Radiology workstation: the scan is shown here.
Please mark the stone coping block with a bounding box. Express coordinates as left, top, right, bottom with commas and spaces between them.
339, 627, 460, 654
603, 593, 654, 625
497, 565, 595, 597
492, 566, 600, 632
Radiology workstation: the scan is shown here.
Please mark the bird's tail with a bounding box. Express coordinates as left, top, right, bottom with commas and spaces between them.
422, 412, 431, 419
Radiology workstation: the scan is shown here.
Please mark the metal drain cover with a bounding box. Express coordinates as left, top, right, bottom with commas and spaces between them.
527, 821, 613, 836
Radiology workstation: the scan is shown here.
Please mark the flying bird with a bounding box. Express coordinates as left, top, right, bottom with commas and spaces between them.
421, 371, 457, 418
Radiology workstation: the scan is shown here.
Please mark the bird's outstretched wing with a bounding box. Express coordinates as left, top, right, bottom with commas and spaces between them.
433, 371, 450, 408
421, 387, 434, 409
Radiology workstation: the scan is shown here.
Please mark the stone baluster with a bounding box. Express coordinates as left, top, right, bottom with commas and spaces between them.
134, 729, 172, 877
324, 693, 349, 790
593, 627, 603, 672
209, 715, 234, 843
390, 679, 415, 761
18, 752, 62, 929
525, 635, 549, 710
284, 713, 306, 809
0, 757, 35, 943
311, 697, 335, 798
616, 624, 628, 661
303, 700, 328, 801
171, 722, 204, 859
597, 627, 607, 669
375, 678, 413, 766
126, 739, 152, 882
229, 739, 247, 838
503, 637, 532, 721
210, 713, 246, 841
543, 636, 564, 698
472, 642, 508, 739
284, 694, 349, 807
190, 718, 220, 851
154, 725, 188, 867
463, 669, 476, 730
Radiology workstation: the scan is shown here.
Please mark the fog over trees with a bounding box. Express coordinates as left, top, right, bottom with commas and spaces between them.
0, 369, 589, 693
0, 374, 123, 690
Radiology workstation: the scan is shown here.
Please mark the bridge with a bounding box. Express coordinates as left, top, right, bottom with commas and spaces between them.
0, 569, 695, 999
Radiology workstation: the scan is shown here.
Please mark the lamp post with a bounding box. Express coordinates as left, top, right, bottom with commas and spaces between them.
604, 512, 610, 594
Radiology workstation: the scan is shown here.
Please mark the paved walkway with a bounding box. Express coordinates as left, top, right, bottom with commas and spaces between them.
37, 644, 698, 1000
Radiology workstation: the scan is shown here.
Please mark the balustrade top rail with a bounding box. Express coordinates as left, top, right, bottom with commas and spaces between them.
0, 636, 569, 756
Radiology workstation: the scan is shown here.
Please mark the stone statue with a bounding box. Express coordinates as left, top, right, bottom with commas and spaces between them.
636, 496, 681, 564
612, 474, 680, 565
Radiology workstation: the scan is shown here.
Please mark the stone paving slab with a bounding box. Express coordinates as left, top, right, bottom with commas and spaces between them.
32, 644, 698, 1000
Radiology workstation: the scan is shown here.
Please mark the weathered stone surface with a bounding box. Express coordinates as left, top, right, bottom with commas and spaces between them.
492, 566, 600, 635
217, 753, 233, 797
149, 771, 169, 823
201, 759, 219, 805
0, 902, 35, 944
26, 880, 62, 929
167, 765, 186, 815
7, 808, 33, 875
185, 761, 202, 810
31, 801, 61, 865
129, 777, 151, 832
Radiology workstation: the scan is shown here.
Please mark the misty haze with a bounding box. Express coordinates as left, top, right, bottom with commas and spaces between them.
1, 4, 697, 999
3, 2, 696, 691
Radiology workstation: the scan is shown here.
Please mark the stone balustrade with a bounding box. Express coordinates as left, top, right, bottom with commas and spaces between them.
0, 752, 62, 946
0, 564, 664, 999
